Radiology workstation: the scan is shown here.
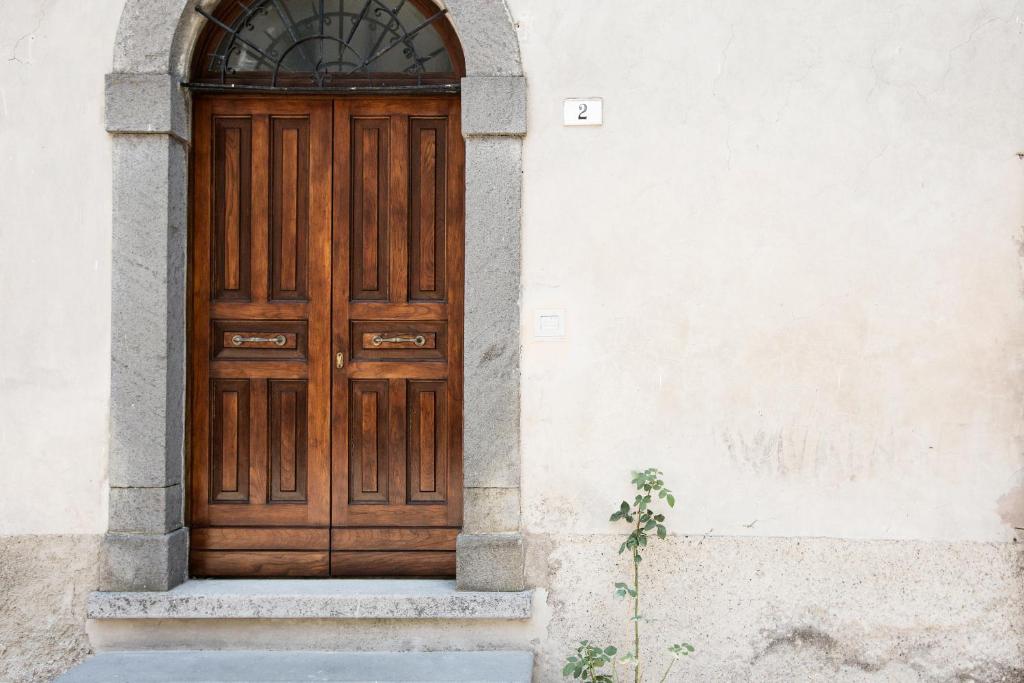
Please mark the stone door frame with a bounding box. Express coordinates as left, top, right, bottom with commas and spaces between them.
101, 0, 526, 592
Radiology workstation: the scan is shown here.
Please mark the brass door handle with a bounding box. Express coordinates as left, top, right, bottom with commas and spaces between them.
336, 352, 345, 369
371, 335, 426, 347
232, 334, 286, 346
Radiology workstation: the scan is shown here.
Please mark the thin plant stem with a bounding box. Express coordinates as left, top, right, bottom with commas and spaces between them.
658, 660, 676, 683
633, 516, 641, 683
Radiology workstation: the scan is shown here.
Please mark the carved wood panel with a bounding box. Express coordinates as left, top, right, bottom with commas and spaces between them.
213, 117, 252, 301
270, 117, 310, 301
348, 379, 390, 504
407, 380, 447, 503
210, 379, 250, 502
409, 118, 447, 302
269, 379, 308, 502
350, 118, 390, 302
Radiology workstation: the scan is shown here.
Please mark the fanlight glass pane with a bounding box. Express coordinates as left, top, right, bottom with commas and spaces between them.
203, 0, 454, 87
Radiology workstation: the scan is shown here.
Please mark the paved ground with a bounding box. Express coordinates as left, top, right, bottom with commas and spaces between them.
56, 650, 534, 682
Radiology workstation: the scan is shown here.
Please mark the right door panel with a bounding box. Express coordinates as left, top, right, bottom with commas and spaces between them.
330, 98, 464, 577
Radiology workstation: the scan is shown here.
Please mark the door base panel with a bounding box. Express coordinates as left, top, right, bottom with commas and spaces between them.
330, 528, 457, 551
191, 550, 330, 577
329, 551, 455, 577
191, 527, 329, 551
190, 527, 456, 578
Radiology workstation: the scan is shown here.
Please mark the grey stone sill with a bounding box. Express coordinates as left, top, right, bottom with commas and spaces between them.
87, 579, 533, 620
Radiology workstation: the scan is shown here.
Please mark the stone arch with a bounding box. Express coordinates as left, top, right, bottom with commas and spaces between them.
102, 0, 526, 592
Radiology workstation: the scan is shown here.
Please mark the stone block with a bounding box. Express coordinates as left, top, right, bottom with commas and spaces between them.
109, 135, 187, 488
108, 485, 183, 534
456, 533, 525, 592
100, 529, 187, 592
105, 73, 188, 141
445, 1, 523, 76
462, 76, 527, 136
463, 487, 521, 533
464, 137, 522, 488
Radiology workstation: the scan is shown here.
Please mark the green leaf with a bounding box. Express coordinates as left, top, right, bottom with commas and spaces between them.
562, 663, 575, 675
657, 525, 667, 539
667, 494, 675, 507
604, 646, 617, 655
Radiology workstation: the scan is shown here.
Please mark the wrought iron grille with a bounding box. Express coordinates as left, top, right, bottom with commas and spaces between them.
192, 0, 458, 91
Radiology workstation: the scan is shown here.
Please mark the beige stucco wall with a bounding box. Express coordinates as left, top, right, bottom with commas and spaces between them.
508, 1, 1024, 677
0, 4, 120, 679
515, 0, 1024, 543
0, 0, 121, 536
3, 0, 1024, 680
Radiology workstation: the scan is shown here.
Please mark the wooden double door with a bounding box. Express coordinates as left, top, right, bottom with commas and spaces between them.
188, 95, 463, 578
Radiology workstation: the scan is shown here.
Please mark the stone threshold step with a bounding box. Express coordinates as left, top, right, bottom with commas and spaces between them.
57, 651, 534, 682
89, 579, 532, 620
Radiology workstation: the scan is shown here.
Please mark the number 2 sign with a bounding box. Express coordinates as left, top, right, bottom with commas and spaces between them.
563, 98, 603, 126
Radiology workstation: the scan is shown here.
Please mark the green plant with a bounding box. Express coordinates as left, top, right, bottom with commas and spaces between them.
563, 641, 617, 683
562, 468, 695, 682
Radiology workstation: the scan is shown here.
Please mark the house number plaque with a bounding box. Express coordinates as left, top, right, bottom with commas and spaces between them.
563, 98, 603, 126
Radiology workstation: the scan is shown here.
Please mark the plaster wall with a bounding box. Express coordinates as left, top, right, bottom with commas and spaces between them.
0, 0, 121, 536
0, 5, 134, 679
0, 535, 100, 682
513, 0, 1024, 542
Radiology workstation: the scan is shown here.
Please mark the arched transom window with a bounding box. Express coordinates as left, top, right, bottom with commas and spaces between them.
191, 0, 464, 92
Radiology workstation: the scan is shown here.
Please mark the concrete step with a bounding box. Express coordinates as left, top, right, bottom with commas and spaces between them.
57, 650, 534, 682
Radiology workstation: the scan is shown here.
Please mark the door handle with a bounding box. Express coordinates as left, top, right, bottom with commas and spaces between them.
232, 334, 286, 346
371, 334, 426, 347
336, 352, 345, 369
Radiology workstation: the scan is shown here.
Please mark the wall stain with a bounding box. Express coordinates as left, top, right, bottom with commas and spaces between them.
955, 665, 1024, 682
997, 479, 1024, 531
478, 343, 505, 365
754, 625, 1024, 682
753, 625, 884, 673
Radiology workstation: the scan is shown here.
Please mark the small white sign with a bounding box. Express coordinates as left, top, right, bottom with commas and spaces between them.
563, 98, 603, 126
534, 309, 566, 340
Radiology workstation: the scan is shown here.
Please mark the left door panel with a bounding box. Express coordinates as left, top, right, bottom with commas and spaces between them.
189, 97, 332, 577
